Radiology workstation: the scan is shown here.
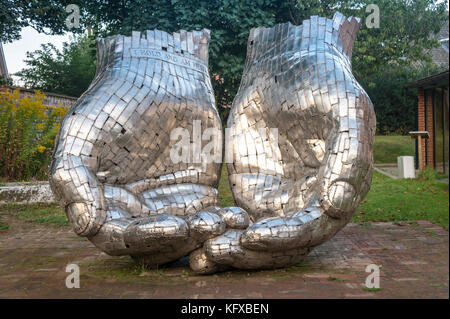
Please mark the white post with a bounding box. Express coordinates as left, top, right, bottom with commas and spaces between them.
397, 156, 415, 178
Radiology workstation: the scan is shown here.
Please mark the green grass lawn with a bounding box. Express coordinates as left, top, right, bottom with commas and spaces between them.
218, 164, 235, 207
373, 135, 415, 164
353, 170, 449, 229
0, 203, 68, 228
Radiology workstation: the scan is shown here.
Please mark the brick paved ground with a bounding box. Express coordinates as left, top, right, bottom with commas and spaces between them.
0, 213, 448, 298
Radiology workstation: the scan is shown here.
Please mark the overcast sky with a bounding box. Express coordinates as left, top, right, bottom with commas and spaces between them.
3, 27, 72, 82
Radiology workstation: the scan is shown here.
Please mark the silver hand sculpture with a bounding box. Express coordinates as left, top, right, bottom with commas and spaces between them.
191, 12, 376, 272
49, 29, 248, 267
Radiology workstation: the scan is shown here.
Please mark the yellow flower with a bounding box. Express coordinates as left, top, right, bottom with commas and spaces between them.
53, 105, 68, 117
37, 145, 47, 153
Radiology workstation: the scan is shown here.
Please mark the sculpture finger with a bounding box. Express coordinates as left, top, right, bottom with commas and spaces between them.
187, 206, 226, 241
104, 185, 151, 218
240, 207, 321, 251
50, 155, 106, 238
122, 214, 189, 253
320, 168, 372, 219
66, 202, 105, 237
88, 218, 135, 255
187, 206, 249, 240
89, 213, 194, 257
204, 230, 309, 269
217, 206, 250, 229
189, 246, 230, 275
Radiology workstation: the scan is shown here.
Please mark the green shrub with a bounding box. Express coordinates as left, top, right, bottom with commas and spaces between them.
416, 167, 438, 181
0, 88, 67, 181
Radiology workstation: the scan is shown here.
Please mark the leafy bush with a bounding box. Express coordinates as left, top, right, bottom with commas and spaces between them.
0, 89, 67, 181
16, 36, 97, 98
0, 77, 13, 86
416, 167, 439, 182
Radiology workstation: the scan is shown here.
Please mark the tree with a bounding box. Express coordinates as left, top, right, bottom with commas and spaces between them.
16, 35, 96, 97
270, 0, 448, 80
342, 0, 447, 81
76, 0, 279, 120
74, 0, 448, 118
7, 0, 448, 125
0, 0, 74, 43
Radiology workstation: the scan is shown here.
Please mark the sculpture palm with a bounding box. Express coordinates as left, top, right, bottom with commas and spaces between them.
196, 12, 376, 270
49, 29, 248, 267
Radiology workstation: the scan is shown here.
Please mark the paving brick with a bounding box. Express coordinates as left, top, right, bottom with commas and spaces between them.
0, 215, 447, 298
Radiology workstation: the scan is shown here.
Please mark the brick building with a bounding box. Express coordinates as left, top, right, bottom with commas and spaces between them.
405, 70, 449, 173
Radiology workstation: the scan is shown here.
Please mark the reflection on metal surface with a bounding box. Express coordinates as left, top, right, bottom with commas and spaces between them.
49, 29, 247, 266
50, 12, 376, 274
191, 12, 376, 272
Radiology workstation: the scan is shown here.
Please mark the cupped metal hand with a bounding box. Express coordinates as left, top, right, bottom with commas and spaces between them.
49, 29, 248, 266
193, 13, 376, 271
